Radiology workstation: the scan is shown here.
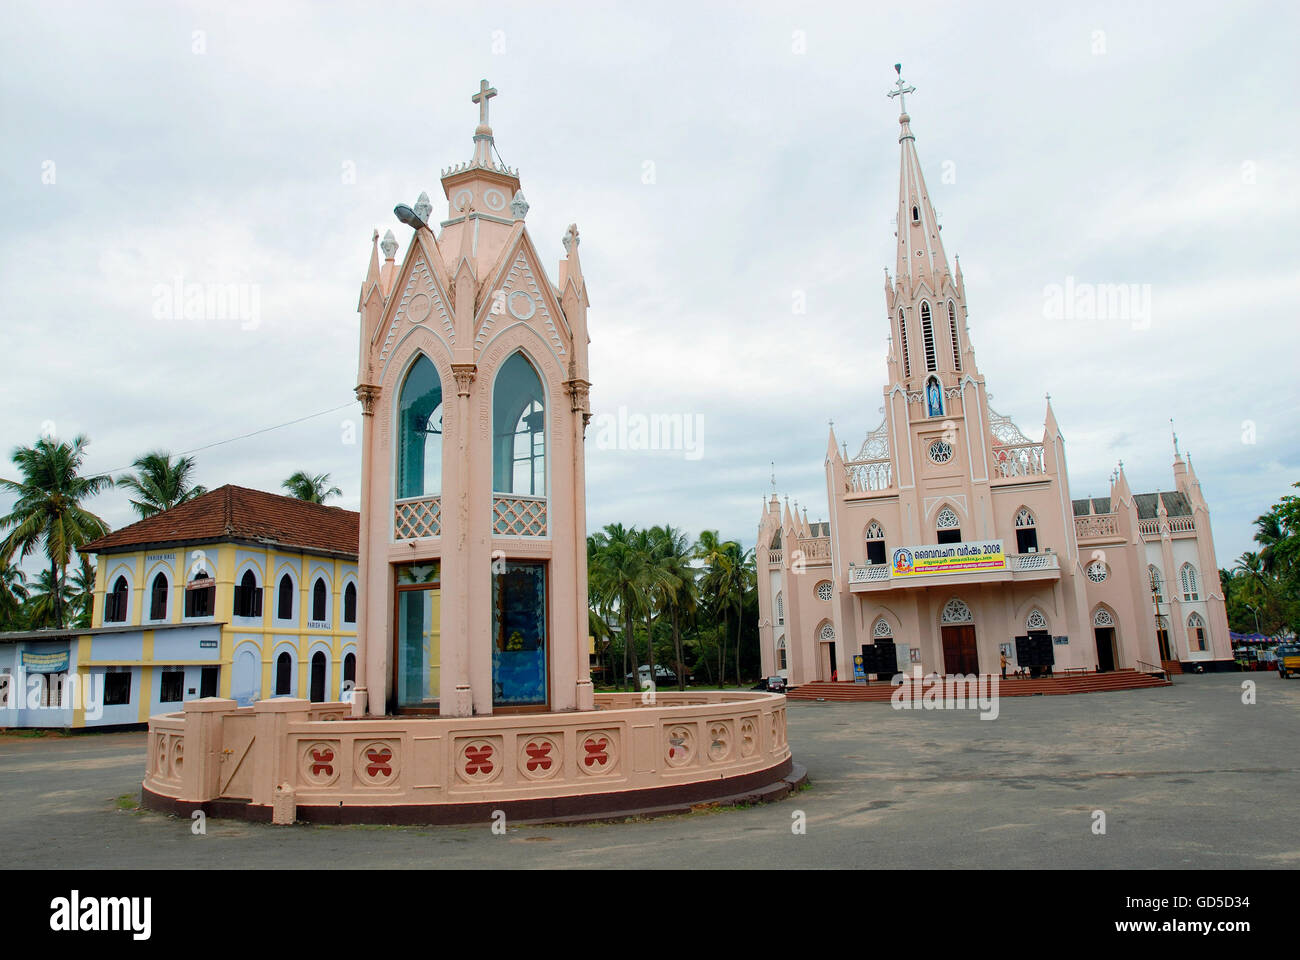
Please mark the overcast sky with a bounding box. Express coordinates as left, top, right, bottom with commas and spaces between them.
2, 0, 1296, 570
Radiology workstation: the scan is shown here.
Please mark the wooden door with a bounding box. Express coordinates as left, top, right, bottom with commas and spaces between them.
941, 625, 979, 675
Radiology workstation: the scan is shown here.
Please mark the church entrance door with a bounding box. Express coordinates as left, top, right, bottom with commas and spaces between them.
1094, 627, 1117, 672
941, 625, 979, 675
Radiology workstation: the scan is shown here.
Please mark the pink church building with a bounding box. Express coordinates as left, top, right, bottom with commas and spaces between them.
758, 71, 1232, 686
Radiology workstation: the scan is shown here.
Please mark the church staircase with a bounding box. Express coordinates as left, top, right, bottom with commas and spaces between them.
787, 668, 1171, 702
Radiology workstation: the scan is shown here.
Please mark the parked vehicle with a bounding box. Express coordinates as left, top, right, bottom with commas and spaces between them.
1276, 643, 1300, 679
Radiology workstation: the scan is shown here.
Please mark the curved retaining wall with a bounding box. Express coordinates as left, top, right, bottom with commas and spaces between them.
142, 691, 795, 824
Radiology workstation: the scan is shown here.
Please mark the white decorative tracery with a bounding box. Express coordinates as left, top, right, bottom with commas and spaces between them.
1015, 507, 1036, 528
1026, 609, 1047, 630
818, 623, 835, 641
848, 418, 893, 492
941, 598, 973, 624
1180, 563, 1199, 601
928, 439, 954, 464
1086, 560, 1108, 583
936, 507, 960, 529
873, 618, 894, 638
816, 581, 833, 602
1093, 608, 1114, 627
1148, 564, 1164, 601
865, 520, 885, 541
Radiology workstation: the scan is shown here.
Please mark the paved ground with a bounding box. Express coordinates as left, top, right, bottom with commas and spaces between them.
2, 673, 1296, 869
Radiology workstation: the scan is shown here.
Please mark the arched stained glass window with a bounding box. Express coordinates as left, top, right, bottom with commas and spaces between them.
492, 352, 546, 496
397, 355, 444, 500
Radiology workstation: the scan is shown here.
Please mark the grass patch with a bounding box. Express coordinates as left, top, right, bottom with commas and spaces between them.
115, 793, 138, 811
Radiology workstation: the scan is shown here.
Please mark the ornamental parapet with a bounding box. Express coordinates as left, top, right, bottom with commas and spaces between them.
142, 691, 792, 823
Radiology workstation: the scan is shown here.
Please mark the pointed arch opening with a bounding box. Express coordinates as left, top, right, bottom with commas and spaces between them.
935, 505, 962, 543
948, 300, 962, 371
925, 375, 944, 417
105, 575, 129, 623
312, 577, 328, 623
397, 354, 444, 500
1187, 612, 1207, 651
920, 301, 937, 372
1014, 506, 1039, 553
897, 309, 911, 378
276, 573, 294, 621
1179, 563, 1200, 601
492, 352, 546, 496
1148, 564, 1164, 602
233, 568, 262, 618
864, 519, 887, 565
149, 572, 169, 621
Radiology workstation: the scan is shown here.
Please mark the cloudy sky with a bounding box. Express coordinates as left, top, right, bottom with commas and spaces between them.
1, 0, 1296, 569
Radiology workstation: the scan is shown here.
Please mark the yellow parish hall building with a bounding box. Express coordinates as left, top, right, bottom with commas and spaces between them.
0, 485, 359, 729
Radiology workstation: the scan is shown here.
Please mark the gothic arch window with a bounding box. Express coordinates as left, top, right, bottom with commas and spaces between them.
865, 520, 886, 565
149, 572, 168, 621
396, 354, 444, 500
1093, 607, 1114, 628
311, 577, 328, 623
493, 352, 546, 496
920, 301, 937, 372
769, 528, 781, 550
1180, 563, 1199, 601
1026, 609, 1048, 631
911, 204, 920, 224
276, 573, 294, 621
776, 637, 788, 671
1015, 507, 1039, 553
1187, 612, 1207, 651
897, 309, 911, 378
936, 506, 961, 544
343, 581, 357, 624
948, 300, 962, 371
775, 592, 784, 625
275, 651, 293, 697
105, 575, 129, 623
309, 651, 327, 703
925, 375, 944, 417
1148, 564, 1164, 602
184, 570, 214, 618
873, 617, 894, 639
233, 568, 262, 618
941, 598, 973, 624
343, 651, 356, 690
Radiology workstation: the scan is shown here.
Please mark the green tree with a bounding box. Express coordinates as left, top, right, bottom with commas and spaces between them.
24, 568, 75, 630
0, 435, 112, 629
650, 524, 698, 691
69, 554, 96, 628
589, 523, 650, 691
282, 471, 342, 504
0, 560, 29, 630
116, 450, 207, 519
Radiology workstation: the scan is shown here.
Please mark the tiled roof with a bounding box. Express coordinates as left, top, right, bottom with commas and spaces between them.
1072, 497, 1111, 517
82, 485, 359, 559
1134, 491, 1192, 520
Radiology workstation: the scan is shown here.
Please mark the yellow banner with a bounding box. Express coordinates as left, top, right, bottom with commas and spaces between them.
890, 541, 1006, 577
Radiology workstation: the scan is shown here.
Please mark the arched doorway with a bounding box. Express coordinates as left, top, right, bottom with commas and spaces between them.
816, 622, 837, 681
1093, 607, 1118, 672
940, 598, 978, 675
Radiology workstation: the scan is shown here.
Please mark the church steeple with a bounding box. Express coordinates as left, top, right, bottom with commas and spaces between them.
889, 65, 951, 295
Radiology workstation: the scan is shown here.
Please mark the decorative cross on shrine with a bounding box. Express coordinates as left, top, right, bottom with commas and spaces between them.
887, 64, 915, 114
472, 79, 497, 125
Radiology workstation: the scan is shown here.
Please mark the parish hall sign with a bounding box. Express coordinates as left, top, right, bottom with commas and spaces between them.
890, 541, 1006, 578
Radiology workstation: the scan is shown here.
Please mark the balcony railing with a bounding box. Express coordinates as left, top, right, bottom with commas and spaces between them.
767, 550, 782, 565
395, 496, 441, 539
991, 443, 1046, 478
793, 537, 831, 562
848, 565, 890, 584
847, 459, 893, 492
1139, 516, 1196, 536
1007, 552, 1060, 572
1074, 514, 1118, 538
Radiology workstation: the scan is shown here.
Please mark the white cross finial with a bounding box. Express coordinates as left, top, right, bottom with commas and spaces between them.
472, 79, 498, 126
887, 64, 916, 115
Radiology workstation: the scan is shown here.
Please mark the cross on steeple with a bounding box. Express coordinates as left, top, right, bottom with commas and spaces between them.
472, 79, 497, 126
887, 63, 916, 115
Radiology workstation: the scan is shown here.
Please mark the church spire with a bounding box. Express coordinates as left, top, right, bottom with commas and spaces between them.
889, 65, 951, 293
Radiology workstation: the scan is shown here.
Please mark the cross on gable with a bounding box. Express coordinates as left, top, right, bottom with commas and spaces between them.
472, 79, 497, 125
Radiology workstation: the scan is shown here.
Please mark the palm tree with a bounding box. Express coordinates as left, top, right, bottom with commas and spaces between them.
697, 530, 744, 686
589, 523, 650, 691
69, 554, 96, 628
650, 524, 697, 690
0, 435, 112, 629
24, 568, 75, 630
116, 450, 207, 518
0, 560, 29, 630
1253, 510, 1286, 576
282, 471, 342, 504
